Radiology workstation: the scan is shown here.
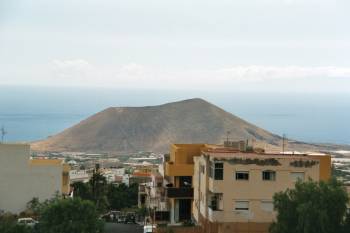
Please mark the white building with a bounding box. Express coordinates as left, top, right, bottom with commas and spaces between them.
0, 144, 70, 213
69, 170, 90, 183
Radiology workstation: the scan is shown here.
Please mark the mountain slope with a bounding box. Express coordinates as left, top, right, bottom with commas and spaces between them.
31, 98, 282, 153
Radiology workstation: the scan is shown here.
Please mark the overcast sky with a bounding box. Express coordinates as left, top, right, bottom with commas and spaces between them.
0, 0, 349, 92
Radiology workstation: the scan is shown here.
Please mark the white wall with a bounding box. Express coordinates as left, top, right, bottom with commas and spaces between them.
0, 144, 63, 213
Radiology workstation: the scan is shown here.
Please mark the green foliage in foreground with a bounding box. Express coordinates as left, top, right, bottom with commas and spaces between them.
270, 179, 350, 233
72, 179, 139, 211
38, 198, 103, 233
107, 183, 138, 210
0, 213, 33, 233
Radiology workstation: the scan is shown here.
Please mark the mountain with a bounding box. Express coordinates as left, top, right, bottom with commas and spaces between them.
32, 98, 284, 153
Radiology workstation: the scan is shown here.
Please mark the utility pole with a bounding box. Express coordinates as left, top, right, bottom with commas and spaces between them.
1, 126, 7, 143
282, 134, 286, 154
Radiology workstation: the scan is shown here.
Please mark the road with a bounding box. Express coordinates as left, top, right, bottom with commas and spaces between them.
104, 223, 143, 233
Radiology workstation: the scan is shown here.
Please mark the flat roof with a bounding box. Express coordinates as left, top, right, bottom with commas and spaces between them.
30, 158, 64, 166
202, 149, 329, 159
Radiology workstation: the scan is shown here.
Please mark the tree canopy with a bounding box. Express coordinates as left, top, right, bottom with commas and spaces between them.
72, 177, 138, 212
270, 179, 350, 233
107, 183, 138, 210
0, 213, 33, 233
38, 198, 103, 233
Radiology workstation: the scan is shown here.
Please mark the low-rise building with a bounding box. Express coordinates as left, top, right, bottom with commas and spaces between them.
69, 169, 90, 183
0, 143, 70, 213
192, 147, 331, 233
163, 144, 208, 224
138, 172, 170, 222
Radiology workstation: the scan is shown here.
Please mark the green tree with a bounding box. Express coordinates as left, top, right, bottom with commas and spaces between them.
270, 179, 349, 233
38, 198, 103, 233
25, 197, 42, 218
106, 183, 139, 210
89, 171, 108, 213
0, 213, 33, 233
71, 182, 92, 200
127, 183, 139, 207
107, 183, 128, 210
344, 210, 350, 233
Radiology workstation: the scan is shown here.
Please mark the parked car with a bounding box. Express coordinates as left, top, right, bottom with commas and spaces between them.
17, 218, 38, 227
117, 215, 126, 223
110, 210, 121, 222
143, 225, 156, 233
124, 212, 136, 224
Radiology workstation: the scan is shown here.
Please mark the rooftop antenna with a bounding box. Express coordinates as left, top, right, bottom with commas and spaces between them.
1, 126, 7, 143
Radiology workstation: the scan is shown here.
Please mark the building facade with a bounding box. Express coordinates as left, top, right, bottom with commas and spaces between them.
163, 144, 221, 224
0, 143, 70, 213
192, 148, 331, 233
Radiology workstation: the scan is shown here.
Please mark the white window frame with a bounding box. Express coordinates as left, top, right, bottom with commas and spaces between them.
235, 171, 249, 180
262, 170, 276, 181
290, 172, 305, 182
234, 201, 249, 211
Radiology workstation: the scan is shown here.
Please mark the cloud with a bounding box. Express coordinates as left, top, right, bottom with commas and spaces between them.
51, 59, 93, 80
44, 59, 350, 92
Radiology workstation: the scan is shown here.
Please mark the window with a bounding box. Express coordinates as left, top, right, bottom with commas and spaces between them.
235, 201, 249, 211
290, 172, 305, 182
179, 176, 192, 187
209, 161, 224, 180
235, 171, 249, 180
262, 170, 276, 181
209, 193, 223, 211
200, 165, 205, 174
261, 201, 274, 212
210, 195, 218, 210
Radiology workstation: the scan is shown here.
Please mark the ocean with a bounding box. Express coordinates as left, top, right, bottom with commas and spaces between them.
1, 86, 349, 145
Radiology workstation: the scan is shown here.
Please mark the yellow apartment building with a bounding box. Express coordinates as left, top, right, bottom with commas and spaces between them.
192, 147, 331, 233
163, 144, 213, 223
0, 143, 70, 213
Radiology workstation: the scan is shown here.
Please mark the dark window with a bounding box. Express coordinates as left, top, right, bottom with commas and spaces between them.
235, 171, 249, 180
214, 163, 223, 180
179, 176, 192, 187
262, 171, 276, 181
209, 162, 223, 180
210, 195, 218, 210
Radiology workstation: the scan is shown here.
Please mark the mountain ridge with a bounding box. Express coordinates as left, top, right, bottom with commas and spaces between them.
31, 98, 284, 153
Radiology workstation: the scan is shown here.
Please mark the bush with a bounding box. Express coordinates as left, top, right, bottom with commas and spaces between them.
38, 198, 104, 233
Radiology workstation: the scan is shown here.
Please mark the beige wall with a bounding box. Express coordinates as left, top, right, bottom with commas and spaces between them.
193, 152, 326, 224
170, 144, 205, 165
0, 144, 67, 213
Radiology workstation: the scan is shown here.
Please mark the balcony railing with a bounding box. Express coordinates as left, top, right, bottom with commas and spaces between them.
165, 187, 193, 198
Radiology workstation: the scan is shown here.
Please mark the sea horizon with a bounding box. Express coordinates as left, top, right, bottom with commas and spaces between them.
1, 85, 349, 146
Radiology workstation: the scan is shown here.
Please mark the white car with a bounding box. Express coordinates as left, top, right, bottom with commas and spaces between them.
143, 225, 156, 233
17, 218, 38, 227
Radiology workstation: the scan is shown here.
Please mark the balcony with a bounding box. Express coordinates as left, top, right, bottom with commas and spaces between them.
165, 162, 194, 176
165, 187, 193, 198
208, 208, 224, 222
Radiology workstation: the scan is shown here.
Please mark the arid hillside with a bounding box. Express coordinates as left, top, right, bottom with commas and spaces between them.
32, 98, 284, 153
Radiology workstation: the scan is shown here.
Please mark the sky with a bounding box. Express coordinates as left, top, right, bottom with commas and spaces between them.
0, 0, 350, 92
